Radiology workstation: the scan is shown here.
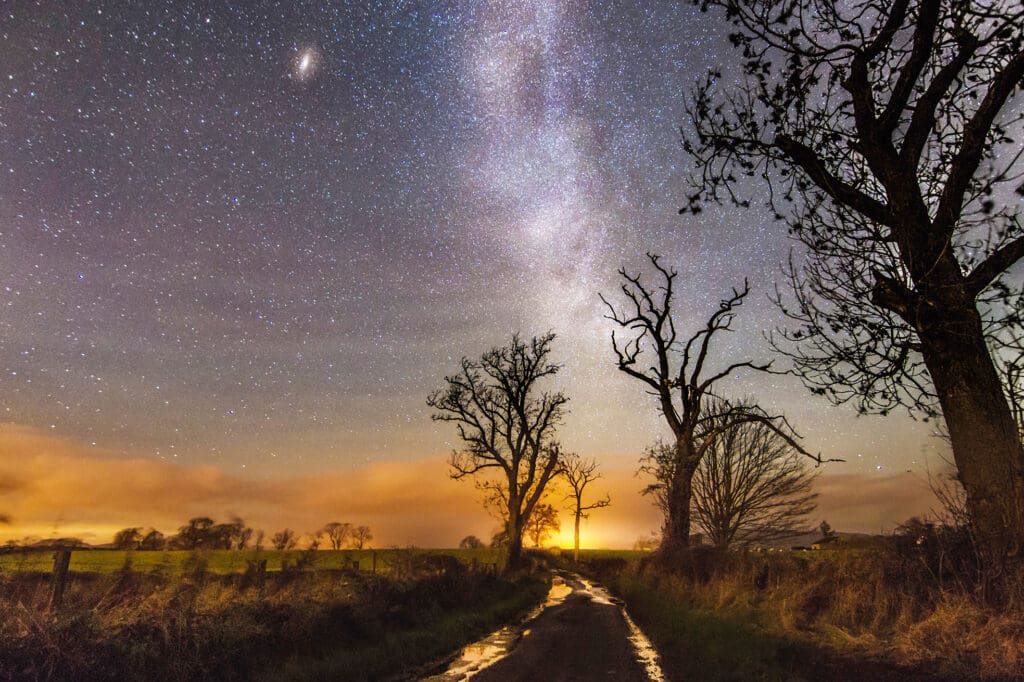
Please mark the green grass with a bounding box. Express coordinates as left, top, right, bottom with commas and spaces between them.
614, 573, 951, 682
614, 572, 803, 681
571, 549, 649, 563
0, 547, 506, 575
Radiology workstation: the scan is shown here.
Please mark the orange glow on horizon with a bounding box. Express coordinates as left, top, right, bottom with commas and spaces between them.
0, 423, 941, 548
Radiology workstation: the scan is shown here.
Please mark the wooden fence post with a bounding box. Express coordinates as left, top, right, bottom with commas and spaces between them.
257, 559, 267, 593
49, 549, 72, 613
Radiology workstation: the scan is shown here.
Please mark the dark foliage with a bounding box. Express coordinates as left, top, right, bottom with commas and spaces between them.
679, 0, 1024, 557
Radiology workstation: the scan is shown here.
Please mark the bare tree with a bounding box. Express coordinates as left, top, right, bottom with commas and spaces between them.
304, 530, 322, 551
642, 398, 817, 548
560, 452, 611, 561
321, 522, 351, 551
638, 440, 677, 525
680, 0, 1024, 558
351, 525, 373, 550
525, 503, 560, 548
235, 524, 254, 551
428, 332, 568, 571
271, 528, 297, 551
490, 528, 508, 548
602, 254, 831, 558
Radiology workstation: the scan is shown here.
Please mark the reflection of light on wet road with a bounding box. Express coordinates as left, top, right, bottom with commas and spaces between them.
426, 573, 666, 681
578, 577, 619, 605
579, 577, 667, 681
545, 574, 573, 606
429, 623, 521, 681
426, 575, 571, 680
622, 607, 667, 682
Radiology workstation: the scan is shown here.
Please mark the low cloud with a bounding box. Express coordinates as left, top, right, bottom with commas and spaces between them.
0, 424, 936, 547
0, 423, 486, 546
814, 471, 938, 533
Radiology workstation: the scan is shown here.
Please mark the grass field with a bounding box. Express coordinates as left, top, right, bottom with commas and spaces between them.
0, 547, 548, 680
0, 546, 506, 575
570, 548, 648, 563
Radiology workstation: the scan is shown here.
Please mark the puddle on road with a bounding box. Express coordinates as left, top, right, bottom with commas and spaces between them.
578, 577, 618, 605
424, 573, 667, 681
621, 607, 668, 682
428, 623, 520, 681
578, 577, 665, 681
424, 574, 572, 681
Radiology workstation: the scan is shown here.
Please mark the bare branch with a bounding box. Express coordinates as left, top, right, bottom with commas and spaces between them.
428, 333, 568, 570
964, 236, 1024, 300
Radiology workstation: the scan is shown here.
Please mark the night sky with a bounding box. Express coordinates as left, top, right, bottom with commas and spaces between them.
1, 1, 944, 544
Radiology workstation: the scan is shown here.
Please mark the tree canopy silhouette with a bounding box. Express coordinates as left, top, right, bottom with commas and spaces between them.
525, 503, 561, 548
602, 254, 831, 558
428, 332, 567, 571
321, 522, 351, 551
351, 525, 373, 550
681, 0, 1024, 558
641, 397, 818, 548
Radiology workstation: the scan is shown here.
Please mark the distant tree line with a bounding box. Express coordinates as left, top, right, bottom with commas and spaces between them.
106, 517, 373, 551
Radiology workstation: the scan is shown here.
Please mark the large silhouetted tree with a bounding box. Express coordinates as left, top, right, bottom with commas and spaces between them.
641, 398, 818, 548
602, 254, 829, 558
560, 452, 611, 562
428, 333, 568, 571
680, 0, 1024, 558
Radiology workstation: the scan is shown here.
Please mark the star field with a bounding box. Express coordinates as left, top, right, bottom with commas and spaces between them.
0, 1, 939, 477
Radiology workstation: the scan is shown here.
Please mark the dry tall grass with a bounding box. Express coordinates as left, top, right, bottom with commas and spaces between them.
593, 540, 1024, 680
0, 550, 545, 681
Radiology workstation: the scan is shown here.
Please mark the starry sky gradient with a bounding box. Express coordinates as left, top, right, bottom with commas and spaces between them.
1, 1, 946, 542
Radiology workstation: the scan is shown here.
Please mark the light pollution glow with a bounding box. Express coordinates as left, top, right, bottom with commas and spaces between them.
0, 424, 940, 548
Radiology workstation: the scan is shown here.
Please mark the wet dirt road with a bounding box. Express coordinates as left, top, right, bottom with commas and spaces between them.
428, 572, 665, 681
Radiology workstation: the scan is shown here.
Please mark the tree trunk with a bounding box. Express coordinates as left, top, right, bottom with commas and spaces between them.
918, 300, 1024, 559
573, 509, 581, 563
506, 510, 525, 572
660, 438, 699, 559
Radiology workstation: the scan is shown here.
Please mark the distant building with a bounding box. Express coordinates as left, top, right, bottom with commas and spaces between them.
811, 535, 840, 550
